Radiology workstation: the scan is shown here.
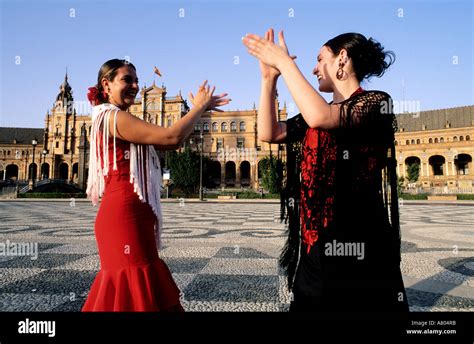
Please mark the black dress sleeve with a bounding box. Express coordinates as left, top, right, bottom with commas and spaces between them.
285, 113, 309, 143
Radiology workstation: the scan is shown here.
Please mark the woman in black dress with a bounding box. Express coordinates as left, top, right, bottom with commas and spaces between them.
243, 29, 409, 312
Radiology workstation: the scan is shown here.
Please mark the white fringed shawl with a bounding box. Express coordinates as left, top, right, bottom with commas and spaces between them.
86, 103, 163, 249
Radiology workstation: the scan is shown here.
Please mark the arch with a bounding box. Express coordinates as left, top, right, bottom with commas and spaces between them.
221, 122, 227, 132
203, 122, 210, 132
429, 155, 445, 176
454, 154, 472, 175
466, 135, 470, 141
239, 121, 246, 131
41, 163, 50, 179
5, 164, 19, 181
394, 140, 398, 146
225, 161, 236, 186
208, 160, 221, 188
59, 163, 69, 180
429, 138, 433, 143
194, 122, 201, 132
212, 122, 218, 132
72, 163, 79, 182
453, 136, 458, 142
240, 161, 251, 187
440, 137, 444, 143
28, 163, 38, 180
230, 121, 237, 132
405, 140, 410, 145
411, 139, 415, 144
434, 138, 438, 143
460, 136, 464, 141
405, 156, 421, 182
416, 139, 421, 144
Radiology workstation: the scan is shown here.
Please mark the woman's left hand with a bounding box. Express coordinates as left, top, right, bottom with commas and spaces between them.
242, 30, 293, 70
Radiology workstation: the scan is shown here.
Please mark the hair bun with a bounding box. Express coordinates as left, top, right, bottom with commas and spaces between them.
324, 33, 395, 81
362, 37, 395, 79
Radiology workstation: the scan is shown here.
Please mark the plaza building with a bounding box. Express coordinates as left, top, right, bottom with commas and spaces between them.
395, 105, 473, 192
0, 73, 471, 193
0, 74, 287, 191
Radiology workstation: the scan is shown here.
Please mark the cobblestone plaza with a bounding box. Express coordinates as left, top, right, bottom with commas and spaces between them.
0, 200, 472, 312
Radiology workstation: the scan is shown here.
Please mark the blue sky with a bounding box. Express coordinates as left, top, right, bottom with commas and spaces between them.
1, 0, 472, 128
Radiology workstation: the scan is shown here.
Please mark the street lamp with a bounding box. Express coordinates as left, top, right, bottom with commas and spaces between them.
199, 131, 204, 201
31, 138, 37, 188
190, 131, 204, 201
41, 149, 47, 179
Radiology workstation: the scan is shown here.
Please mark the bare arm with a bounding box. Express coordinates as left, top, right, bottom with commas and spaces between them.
243, 31, 339, 129
111, 103, 207, 146
258, 77, 287, 143
278, 58, 339, 129
107, 81, 230, 147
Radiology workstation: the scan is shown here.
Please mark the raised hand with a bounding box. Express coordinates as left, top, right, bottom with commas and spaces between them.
243, 29, 296, 71
259, 29, 282, 80
189, 80, 231, 112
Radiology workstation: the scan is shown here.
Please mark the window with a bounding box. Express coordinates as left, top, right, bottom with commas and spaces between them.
194, 122, 201, 132
237, 137, 245, 149
167, 118, 172, 127
411, 139, 415, 144
217, 138, 224, 150
394, 141, 398, 146
212, 122, 218, 132
406, 140, 410, 145
203, 122, 209, 132
221, 122, 227, 132
240, 121, 246, 131
230, 122, 237, 132
429, 138, 433, 143
56, 142, 59, 148
416, 139, 421, 144
434, 138, 438, 143
466, 135, 470, 141
440, 138, 444, 143
453, 136, 458, 142
460, 136, 464, 141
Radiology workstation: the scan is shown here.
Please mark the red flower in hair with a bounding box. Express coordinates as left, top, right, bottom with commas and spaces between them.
87, 86, 100, 106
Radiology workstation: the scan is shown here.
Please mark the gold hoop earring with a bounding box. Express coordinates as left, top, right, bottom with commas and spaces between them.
336, 61, 345, 80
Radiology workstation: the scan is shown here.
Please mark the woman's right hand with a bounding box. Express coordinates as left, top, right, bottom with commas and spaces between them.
189, 80, 231, 112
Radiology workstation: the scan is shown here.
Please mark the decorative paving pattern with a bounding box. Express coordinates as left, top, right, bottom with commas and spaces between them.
0, 200, 472, 312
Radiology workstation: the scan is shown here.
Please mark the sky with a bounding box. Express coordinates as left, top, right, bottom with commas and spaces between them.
0, 0, 472, 128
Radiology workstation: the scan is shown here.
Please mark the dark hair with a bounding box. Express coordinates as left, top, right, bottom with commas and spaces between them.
324, 33, 395, 82
95, 59, 136, 104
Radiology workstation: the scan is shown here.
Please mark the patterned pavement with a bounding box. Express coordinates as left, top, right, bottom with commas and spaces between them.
0, 200, 472, 312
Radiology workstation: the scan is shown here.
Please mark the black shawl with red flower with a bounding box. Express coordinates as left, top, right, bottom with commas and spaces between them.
279, 90, 401, 290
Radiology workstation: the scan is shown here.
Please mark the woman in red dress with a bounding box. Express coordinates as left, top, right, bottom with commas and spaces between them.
82, 59, 230, 311
243, 30, 408, 311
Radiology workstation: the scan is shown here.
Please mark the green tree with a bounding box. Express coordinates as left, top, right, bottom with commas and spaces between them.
167, 148, 212, 196
397, 175, 405, 197
406, 163, 420, 183
167, 148, 200, 196
259, 155, 283, 194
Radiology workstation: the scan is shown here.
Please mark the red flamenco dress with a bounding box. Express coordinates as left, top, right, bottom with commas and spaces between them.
82, 104, 183, 312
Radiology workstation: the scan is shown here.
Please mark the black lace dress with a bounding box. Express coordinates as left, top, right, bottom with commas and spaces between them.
280, 90, 409, 312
